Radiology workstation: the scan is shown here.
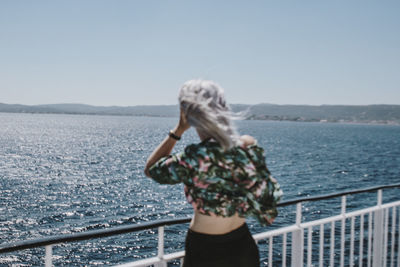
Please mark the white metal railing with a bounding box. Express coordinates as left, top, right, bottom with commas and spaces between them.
251, 193, 400, 267
113, 189, 400, 267
1, 185, 400, 266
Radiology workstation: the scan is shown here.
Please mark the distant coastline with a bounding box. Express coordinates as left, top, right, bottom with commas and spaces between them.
1, 102, 399, 125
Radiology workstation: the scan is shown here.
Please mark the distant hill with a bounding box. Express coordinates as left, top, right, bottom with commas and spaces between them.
0, 103, 179, 117
1, 102, 399, 125
241, 104, 400, 124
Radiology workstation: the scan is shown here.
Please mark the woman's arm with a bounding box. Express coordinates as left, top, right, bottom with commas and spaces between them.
144, 110, 190, 177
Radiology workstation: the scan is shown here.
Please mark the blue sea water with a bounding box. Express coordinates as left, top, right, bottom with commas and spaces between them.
0, 113, 399, 266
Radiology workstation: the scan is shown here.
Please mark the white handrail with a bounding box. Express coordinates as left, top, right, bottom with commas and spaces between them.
2, 185, 400, 266
112, 191, 400, 267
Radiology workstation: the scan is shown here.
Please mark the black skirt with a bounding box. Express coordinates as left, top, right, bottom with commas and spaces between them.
182, 223, 260, 267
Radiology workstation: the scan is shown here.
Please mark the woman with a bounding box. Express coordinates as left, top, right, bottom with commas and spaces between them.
145, 79, 282, 267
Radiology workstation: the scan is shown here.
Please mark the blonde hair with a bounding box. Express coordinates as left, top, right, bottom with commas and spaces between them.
178, 79, 240, 150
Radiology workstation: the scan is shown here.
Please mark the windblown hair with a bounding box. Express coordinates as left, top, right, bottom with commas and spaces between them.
179, 79, 240, 150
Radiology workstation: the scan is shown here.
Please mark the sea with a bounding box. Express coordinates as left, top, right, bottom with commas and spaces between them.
0, 113, 399, 266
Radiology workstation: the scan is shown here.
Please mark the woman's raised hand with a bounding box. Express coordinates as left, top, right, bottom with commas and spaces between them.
177, 109, 190, 133
144, 109, 190, 177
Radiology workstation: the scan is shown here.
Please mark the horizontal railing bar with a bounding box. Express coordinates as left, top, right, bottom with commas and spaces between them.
253, 225, 299, 241
0, 218, 191, 254
113, 256, 161, 267
301, 214, 345, 229
278, 183, 400, 207
345, 200, 400, 218
163, 251, 185, 261
112, 250, 185, 267
301, 200, 400, 228
1, 183, 399, 254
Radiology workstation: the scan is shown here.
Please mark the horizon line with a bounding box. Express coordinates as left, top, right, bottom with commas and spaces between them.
1, 102, 400, 107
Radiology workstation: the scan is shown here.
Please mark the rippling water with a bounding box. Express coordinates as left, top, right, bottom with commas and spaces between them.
1, 113, 399, 266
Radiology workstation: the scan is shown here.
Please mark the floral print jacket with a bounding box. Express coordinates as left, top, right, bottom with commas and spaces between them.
149, 139, 282, 225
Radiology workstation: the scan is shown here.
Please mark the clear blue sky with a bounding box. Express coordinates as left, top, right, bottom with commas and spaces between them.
1, 1, 399, 106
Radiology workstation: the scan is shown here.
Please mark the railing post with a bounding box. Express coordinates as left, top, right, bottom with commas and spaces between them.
291, 202, 303, 267
156, 226, 167, 267
340, 196, 346, 267
45, 245, 52, 267
372, 189, 383, 267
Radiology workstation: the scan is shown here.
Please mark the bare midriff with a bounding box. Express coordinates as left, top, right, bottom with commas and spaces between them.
189, 211, 246, 235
